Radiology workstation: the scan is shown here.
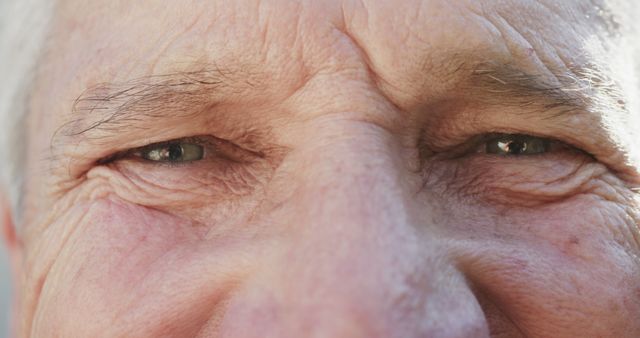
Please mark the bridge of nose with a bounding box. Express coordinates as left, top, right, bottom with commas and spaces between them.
216, 120, 490, 338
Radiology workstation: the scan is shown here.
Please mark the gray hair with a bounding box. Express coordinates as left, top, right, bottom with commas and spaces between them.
0, 0, 54, 224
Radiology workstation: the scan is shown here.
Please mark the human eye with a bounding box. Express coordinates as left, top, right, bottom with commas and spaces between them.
422, 131, 609, 206
483, 134, 551, 156
138, 140, 205, 163
103, 136, 233, 166
430, 132, 575, 159
94, 135, 268, 203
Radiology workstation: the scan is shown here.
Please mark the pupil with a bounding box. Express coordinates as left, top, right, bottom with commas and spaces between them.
168, 144, 183, 161
507, 140, 526, 154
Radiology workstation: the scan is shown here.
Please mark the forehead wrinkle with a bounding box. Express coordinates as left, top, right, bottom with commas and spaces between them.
534, 0, 622, 33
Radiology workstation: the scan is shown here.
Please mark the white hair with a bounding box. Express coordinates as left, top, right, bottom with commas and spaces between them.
0, 0, 54, 224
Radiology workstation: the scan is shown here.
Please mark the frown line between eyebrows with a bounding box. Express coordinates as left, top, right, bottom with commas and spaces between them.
53, 57, 626, 169
61, 57, 624, 143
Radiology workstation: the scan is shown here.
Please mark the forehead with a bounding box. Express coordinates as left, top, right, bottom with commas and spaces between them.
48, 0, 622, 81
23, 0, 640, 211
38, 0, 635, 129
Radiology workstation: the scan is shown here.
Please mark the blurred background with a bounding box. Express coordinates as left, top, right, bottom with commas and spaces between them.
0, 242, 9, 337
0, 0, 14, 335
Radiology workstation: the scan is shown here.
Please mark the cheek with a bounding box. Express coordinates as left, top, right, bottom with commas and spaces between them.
59, 198, 197, 292
452, 195, 640, 335
30, 197, 251, 337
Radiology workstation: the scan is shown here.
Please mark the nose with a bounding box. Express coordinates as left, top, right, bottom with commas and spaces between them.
219, 118, 490, 338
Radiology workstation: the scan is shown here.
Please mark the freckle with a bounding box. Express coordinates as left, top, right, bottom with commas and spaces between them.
561, 236, 581, 256
526, 47, 535, 56
569, 236, 580, 245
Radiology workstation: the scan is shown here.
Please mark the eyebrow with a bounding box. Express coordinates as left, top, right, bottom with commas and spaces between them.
62, 68, 231, 138
61, 59, 625, 145
466, 61, 626, 118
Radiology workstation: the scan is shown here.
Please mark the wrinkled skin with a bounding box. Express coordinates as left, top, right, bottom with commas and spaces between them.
2, 0, 640, 337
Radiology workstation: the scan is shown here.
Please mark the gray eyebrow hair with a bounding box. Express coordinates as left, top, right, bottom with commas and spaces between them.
467, 62, 626, 118
61, 61, 624, 143
61, 68, 230, 138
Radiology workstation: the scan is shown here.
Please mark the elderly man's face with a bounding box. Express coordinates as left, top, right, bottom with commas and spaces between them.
3, 0, 640, 337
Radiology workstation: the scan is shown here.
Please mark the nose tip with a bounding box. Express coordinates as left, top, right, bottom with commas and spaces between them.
218, 199, 490, 338
217, 260, 491, 338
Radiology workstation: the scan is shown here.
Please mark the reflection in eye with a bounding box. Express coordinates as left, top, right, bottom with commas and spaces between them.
485, 134, 550, 156
141, 142, 205, 162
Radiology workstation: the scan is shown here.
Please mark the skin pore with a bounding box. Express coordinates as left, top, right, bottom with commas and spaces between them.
2, 0, 640, 337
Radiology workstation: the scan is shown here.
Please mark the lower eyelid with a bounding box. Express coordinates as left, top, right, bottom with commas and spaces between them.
483, 160, 598, 198
107, 156, 261, 199
423, 149, 601, 205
